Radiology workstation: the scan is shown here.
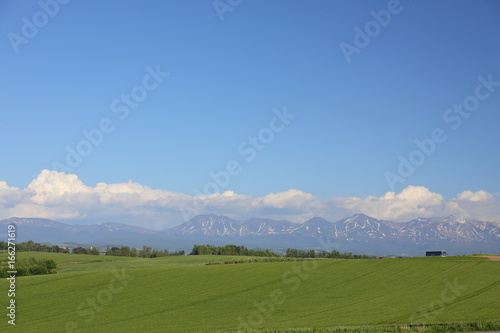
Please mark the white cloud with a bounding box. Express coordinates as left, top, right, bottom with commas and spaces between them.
330, 186, 445, 222
444, 190, 500, 222
456, 190, 494, 202
259, 189, 315, 209
28, 169, 90, 205
0, 170, 499, 229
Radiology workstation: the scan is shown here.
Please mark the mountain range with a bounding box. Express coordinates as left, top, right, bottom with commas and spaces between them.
1, 214, 499, 256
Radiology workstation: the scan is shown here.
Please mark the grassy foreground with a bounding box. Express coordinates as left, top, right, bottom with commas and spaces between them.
0, 253, 499, 332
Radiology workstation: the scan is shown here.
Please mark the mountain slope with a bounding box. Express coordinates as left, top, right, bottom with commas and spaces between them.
1, 214, 498, 256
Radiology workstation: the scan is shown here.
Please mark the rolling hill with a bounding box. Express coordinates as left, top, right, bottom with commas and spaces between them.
0, 252, 499, 332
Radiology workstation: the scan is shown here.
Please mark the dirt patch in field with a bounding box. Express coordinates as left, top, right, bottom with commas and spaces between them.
478, 255, 500, 261
68, 262, 79, 264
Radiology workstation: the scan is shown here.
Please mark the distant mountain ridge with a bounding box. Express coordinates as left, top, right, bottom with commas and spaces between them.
1, 214, 499, 256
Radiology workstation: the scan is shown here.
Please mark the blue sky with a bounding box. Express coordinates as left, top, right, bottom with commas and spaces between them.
0, 0, 499, 227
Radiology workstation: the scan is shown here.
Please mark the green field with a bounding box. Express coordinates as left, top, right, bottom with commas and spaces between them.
1, 252, 499, 332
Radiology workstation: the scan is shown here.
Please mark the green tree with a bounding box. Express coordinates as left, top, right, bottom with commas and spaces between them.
120, 246, 131, 257
89, 247, 100, 255
139, 245, 152, 258
72, 247, 88, 254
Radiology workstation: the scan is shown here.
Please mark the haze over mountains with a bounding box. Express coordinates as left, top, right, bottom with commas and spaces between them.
1, 214, 498, 256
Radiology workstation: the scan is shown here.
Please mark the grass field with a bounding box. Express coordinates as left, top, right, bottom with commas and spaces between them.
1, 252, 499, 332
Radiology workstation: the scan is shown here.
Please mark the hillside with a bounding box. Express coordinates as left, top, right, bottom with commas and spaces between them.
0, 253, 499, 332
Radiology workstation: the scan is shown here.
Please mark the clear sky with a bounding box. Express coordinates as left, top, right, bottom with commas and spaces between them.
1, 0, 499, 227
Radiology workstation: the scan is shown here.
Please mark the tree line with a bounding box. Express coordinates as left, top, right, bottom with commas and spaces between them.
0, 240, 184, 258
1, 240, 374, 259
285, 248, 376, 259
0, 240, 70, 253
190, 244, 280, 257
105, 245, 185, 258
189, 245, 375, 259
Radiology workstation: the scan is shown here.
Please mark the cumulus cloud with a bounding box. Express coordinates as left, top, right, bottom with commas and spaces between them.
444, 190, 500, 222
0, 170, 498, 229
326, 186, 445, 222
456, 190, 494, 202
258, 189, 315, 209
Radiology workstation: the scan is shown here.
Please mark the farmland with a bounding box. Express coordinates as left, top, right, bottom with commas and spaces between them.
1, 252, 499, 332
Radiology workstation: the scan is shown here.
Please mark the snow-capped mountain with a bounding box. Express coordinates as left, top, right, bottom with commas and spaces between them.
166, 214, 299, 237
395, 216, 500, 244
163, 214, 499, 255
166, 214, 242, 236
286, 217, 335, 238
331, 214, 397, 240
1, 214, 498, 256
240, 218, 297, 236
